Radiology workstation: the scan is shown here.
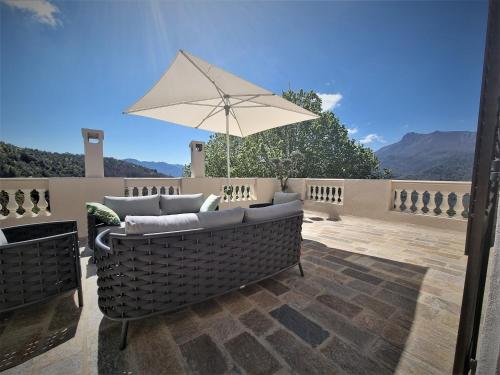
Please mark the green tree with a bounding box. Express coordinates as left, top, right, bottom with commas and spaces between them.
204, 89, 387, 181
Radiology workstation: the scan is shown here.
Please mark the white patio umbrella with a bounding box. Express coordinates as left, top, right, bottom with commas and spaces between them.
125, 50, 319, 185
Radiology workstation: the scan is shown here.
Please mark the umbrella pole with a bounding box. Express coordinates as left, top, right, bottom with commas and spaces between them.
225, 105, 231, 206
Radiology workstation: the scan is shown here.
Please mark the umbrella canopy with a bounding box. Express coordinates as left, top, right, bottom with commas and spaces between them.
126, 50, 319, 185
126, 50, 318, 136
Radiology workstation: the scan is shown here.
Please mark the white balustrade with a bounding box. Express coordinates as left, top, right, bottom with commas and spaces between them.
305, 180, 343, 205
124, 178, 181, 197
221, 181, 256, 202
0, 179, 51, 220
391, 181, 471, 220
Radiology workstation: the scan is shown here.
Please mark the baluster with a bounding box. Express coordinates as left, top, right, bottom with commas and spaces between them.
337, 187, 342, 203
411, 190, 421, 213
22, 189, 35, 217
330, 187, 336, 203
421, 191, 430, 214
410, 190, 418, 213
434, 191, 443, 216
6, 190, 20, 218
400, 190, 408, 212
319, 186, 324, 201
246, 186, 251, 200
37, 189, 50, 216
462, 193, 470, 219
446, 192, 457, 218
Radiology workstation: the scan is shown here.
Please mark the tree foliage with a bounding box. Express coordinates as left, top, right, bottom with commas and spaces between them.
0, 142, 167, 178
205, 90, 388, 180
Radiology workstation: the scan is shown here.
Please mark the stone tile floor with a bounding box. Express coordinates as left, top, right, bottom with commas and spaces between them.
0, 213, 467, 374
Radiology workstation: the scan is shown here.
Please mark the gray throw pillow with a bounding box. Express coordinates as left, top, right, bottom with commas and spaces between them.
0, 229, 8, 246
103, 195, 161, 220
125, 207, 244, 235
160, 193, 204, 215
244, 200, 303, 223
274, 191, 301, 205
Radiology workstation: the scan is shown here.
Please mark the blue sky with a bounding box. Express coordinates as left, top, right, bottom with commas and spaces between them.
0, 0, 488, 164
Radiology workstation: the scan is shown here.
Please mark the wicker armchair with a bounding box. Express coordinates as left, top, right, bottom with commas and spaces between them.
0, 221, 83, 313
95, 212, 303, 349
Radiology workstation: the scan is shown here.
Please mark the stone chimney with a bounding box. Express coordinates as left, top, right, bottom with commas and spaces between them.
82, 128, 104, 177
189, 141, 205, 178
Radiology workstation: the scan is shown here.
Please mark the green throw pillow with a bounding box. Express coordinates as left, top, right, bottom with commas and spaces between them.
199, 194, 221, 212
87, 202, 121, 225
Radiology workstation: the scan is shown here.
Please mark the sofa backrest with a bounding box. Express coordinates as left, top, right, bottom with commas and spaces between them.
274, 192, 302, 205
103, 195, 161, 220
160, 193, 204, 215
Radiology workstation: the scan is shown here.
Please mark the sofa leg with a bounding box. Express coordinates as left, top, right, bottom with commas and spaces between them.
298, 262, 305, 277
77, 285, 84, 308
120, 321, 129, 350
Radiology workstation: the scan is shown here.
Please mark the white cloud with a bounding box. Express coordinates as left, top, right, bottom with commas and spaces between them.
359, 134, 386, 144
347, 127, 358, 135
317, 93, 343, 112
2, 0, 61, 27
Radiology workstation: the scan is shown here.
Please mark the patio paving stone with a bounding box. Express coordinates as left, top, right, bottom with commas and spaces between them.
224, 332, 281, 375
258, 278, 290, 296
239, 309, 274, 336
0, 213, 467, 374
316, 294, 363, 318
270, 304, 329, 347
266, 329, 338, 375
179, 334, 227, 375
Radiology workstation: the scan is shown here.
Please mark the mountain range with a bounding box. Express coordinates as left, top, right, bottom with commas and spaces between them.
124, 159, 184, 177
375, 131, 475, 181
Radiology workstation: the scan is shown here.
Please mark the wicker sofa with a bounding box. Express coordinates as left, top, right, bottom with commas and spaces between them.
0, 221, 83, 313
94, 203, 303, 349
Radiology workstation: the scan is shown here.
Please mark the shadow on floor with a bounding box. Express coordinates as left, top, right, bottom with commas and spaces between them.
0, 293, 82, 371
300, 239, 429, 373
94, 240, 433, 374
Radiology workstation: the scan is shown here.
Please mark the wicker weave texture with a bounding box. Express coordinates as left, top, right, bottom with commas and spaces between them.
96, 214, 302, 320
0, 221, 81, 312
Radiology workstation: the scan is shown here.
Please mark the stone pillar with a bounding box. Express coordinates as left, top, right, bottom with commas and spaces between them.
189, 141, 205, 178
82, 128, 104, 177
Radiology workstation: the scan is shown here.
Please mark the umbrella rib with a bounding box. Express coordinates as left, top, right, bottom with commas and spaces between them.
126, 97, 224, 113
195, 106, 226, 129
228, 99, 245, 137
194, 99, 225, 129
180, 50, 227, 101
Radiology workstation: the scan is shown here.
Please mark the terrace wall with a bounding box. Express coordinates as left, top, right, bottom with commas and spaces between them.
0, 177, 470, 237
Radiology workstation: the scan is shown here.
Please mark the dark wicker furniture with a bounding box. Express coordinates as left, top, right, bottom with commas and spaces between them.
0, 221, 83, 313
95, 212, 303, 349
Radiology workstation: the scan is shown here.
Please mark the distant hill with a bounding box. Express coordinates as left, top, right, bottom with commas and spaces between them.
375, 131, 475, 181
124, 159, 184, 177
0, 142, 167, 178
